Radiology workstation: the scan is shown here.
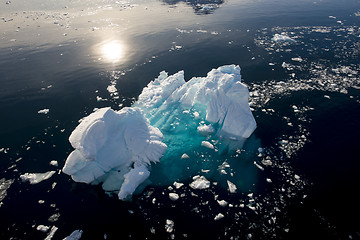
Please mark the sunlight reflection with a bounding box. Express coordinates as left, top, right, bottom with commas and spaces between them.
100, 40, 125, 63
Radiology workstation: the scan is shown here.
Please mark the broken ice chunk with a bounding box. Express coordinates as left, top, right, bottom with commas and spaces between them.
20, 171, 56, 184
217, 199, 228, 207
214, 213, 225, 220
173, 181, 184, 189
165, 219, 174, 233
201, 141, 214, 149
272, 34, 296, 42
169, 193, 179, 201
36, 225, 50, 232
38, 109, 50, 114
227, 180, 237, 193
189, 175, 210, 189
181, 153, 190, 159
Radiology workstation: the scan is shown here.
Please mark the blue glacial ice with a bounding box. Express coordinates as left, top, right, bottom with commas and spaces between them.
62, 65, 257, 200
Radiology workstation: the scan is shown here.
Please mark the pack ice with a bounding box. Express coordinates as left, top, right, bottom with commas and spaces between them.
62, 65, 256, 200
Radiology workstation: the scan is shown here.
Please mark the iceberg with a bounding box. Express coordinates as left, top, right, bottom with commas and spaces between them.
62, 107, 167, 200
63, 65, 257, 200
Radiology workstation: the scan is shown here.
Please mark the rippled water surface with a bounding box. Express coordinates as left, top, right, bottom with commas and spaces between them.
1, 0, 360, 239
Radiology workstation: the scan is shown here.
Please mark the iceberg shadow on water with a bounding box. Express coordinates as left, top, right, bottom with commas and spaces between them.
62, 65, 259, 200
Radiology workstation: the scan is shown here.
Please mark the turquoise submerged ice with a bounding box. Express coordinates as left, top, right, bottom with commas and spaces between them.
62, 65, 257, 200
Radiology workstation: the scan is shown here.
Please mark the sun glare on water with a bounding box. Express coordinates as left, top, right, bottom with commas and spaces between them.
100, 40, 124, 63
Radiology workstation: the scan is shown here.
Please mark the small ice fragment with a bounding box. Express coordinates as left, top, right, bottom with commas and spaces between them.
181, 153, 190, 159
38, 109, 49, 114
50, 160, 58, 167
214, 213, 224, 221
165, 219, 174, 233
20, 171, 56, 184
201, 141, 214, 149
38, 200, 45, 204
329, 16, 336, 19
266, 178, 272, 183
169, 193, 179, 201
45, 226, 58, 240
324, 95, 331, 99
227, 180, 237, 193
36, 225, 50, 232
291, 57, 303, 62
173, 182, 184, 189
217, 200, 228, 207
190, 175, 210, 189
63, 229, 83, 240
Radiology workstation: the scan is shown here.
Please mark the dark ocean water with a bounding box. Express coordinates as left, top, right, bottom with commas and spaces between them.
1, 0, 360, 239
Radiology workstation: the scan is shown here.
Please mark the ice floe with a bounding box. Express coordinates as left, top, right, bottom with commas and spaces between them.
20, 171, 56, 184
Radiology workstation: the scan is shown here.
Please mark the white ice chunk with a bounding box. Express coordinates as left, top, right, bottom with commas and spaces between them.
272, 34, 296, 42
20, 171, 56, 184
189, 175, 210, 189
37, 225, 50, 232
50, 160, 58, 167
217, 199, 228, 207
201, 141, 214, 149
45, 226, 58, 240
181, 153, 190, 159
38, 109, 49, 114
227, 180, 237, 193
165, 219, 174, 233
214, 213, 224, 220
169, 193, 179, 201
173, 181, 184, 189
63, 230, 83, 240
62, 107, 167, 200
